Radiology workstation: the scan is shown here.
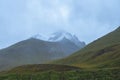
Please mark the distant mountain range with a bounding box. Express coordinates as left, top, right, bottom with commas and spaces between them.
52, 27, 120, 69
0, 31, 85, 71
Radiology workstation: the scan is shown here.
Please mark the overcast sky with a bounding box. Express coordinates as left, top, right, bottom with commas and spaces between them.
0, 0, 120, 49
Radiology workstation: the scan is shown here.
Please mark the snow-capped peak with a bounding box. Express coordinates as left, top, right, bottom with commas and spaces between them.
48, 31, 85, 47
32, 31, 85, 47
32, 34, 48, 41
48, 31, 74, 42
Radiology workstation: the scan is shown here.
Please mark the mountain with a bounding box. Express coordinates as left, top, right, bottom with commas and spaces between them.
33, 31, 85, 47
48, 31, 85, 47
0, 31, 85, 71
52, 27, 120, 69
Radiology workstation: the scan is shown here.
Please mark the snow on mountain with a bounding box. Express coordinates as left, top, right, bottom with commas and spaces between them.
48, 31, 73, 41
48, 31, 85, 47
32, 31, 85, 47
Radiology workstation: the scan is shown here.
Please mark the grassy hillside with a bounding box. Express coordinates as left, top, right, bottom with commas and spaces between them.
0, 64, 120, 80
7, 64, 80, 73
52, 26, 120, 69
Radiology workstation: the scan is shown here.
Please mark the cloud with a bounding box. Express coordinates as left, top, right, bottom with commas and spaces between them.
0, 0, 120, 48
26, 0, 71, 25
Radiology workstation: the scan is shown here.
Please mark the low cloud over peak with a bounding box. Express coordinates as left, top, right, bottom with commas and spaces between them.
0, 0, 120, 48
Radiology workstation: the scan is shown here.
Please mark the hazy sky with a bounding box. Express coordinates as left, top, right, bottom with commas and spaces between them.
0, 0, 120, 49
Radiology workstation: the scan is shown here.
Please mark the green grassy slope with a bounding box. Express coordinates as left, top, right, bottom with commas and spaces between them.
52, 26, 120, 69
0, 64, 120, 80
7, 64, 80, 73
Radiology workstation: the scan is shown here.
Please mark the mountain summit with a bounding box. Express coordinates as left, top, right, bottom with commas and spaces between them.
32, 31, 85, 47
48, 31, 76, 42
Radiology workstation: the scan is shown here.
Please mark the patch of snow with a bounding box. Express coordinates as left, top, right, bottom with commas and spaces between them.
32, 31, 85, 47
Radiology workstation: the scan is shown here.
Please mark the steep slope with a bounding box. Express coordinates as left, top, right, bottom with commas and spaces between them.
0, 33, 85, 71
52, 26, 120, 69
